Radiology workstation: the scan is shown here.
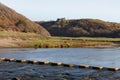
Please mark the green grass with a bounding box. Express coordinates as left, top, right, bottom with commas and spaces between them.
0, 31, 119, 48
21, 36, 119, 48
51, 37, 120, 42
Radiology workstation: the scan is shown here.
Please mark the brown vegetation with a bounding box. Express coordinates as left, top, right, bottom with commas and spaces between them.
0, 3, 50, 38
36, 18, 120, 37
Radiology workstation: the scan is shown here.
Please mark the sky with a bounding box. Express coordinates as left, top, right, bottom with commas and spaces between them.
0, 0, 120, 22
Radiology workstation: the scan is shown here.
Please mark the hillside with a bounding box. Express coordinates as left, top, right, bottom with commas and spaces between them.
36, 18, 120, 37
0, 3, 50, 37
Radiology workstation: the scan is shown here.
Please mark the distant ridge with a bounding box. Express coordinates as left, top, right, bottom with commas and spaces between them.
36, 18, 120, 37
0, 3, 50, 37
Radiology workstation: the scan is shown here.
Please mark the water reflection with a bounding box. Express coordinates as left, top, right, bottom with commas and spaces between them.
0, 48, 120, 67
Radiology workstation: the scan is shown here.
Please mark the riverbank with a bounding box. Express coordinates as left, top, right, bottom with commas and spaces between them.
0, 61, 120, 80
0, 36, 120, 48
0, 31, 45, 48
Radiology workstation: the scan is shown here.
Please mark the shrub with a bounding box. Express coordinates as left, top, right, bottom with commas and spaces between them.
15, 20, 27, 26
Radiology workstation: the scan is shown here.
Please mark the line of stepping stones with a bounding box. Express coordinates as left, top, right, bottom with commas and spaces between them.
0, 57, 119, 71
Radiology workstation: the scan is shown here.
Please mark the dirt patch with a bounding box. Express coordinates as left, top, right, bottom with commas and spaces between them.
0, 38, 20, 48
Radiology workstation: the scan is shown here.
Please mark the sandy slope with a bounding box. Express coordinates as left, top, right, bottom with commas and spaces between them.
0, 38, 19, 48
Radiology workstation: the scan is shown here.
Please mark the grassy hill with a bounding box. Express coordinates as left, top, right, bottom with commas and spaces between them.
36, 18, 120, 37
0, 3, 50, 38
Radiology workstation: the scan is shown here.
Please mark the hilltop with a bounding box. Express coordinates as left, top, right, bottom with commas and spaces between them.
0, 3, 51, 47
0, 3, 50, 37
36, 18, 120, 37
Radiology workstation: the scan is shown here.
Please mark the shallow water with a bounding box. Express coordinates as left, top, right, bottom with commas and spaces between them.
0, 48, 120, 67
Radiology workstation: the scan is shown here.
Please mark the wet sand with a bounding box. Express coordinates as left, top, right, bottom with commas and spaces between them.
0, 61, 120, 80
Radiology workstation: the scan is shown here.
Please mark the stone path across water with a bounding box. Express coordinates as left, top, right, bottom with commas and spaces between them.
0, 61, 120, 80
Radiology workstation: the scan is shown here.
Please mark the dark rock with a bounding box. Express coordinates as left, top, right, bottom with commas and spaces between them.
11, 77, 21, 80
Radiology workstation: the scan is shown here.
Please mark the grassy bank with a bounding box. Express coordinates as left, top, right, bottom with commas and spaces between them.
0, 31, 45, 40
0, 31, 46, 48
0, 31, 120, 48
18, 37, 120, 48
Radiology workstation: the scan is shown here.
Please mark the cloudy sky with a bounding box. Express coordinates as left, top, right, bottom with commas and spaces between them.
0, 0, 120, 22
